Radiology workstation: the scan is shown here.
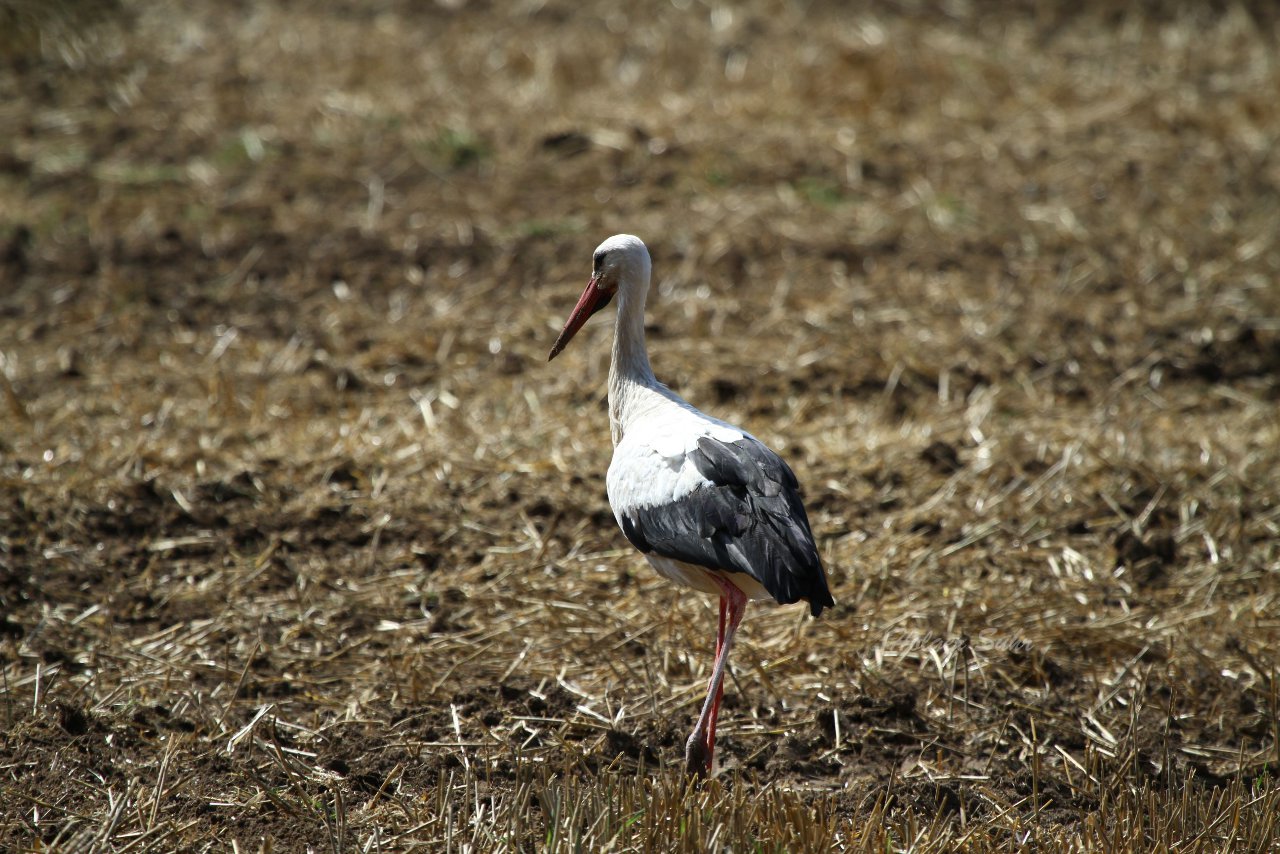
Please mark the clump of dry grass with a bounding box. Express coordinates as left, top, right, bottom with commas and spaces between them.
2, 0, 1280, 851
0, 0, 130, 64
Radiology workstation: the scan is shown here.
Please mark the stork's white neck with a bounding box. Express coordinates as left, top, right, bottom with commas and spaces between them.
608, 278, 661, 445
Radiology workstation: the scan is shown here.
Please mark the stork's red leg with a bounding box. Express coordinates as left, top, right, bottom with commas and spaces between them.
715, 597, 727, 658
706, 601, 727, 752
685, 580, 748, 777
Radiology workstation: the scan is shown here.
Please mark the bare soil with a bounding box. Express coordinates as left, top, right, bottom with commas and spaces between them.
2, 1, 1280, 850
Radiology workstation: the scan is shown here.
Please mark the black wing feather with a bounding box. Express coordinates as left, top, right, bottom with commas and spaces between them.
618, 436, 835, 616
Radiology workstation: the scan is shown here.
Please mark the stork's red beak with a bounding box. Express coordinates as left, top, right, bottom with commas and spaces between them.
548, 275, 614, 361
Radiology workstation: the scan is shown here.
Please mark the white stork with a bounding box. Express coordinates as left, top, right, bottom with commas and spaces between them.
548, 234, 835, 776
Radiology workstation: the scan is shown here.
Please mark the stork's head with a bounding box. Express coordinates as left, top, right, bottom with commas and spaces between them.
548, 234, 650, 361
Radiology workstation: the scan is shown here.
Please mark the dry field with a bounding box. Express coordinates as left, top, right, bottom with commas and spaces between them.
3, 0, 1280, 850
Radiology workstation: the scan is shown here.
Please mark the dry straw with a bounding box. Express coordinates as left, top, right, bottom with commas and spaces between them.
2, 0, 1279, 850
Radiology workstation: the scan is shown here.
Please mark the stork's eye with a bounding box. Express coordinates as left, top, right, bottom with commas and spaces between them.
593, 251, 606, 273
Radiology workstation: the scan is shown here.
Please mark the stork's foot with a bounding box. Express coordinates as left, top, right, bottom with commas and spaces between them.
684, 733, 712, 778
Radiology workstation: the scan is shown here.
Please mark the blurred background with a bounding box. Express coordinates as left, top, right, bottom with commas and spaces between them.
2, 1, 1279, 850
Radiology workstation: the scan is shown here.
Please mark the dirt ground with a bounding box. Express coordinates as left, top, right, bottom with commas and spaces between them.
2, 0, 1280, 850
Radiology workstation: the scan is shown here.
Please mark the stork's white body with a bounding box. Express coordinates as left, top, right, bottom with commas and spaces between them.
605, 383, 771, 601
